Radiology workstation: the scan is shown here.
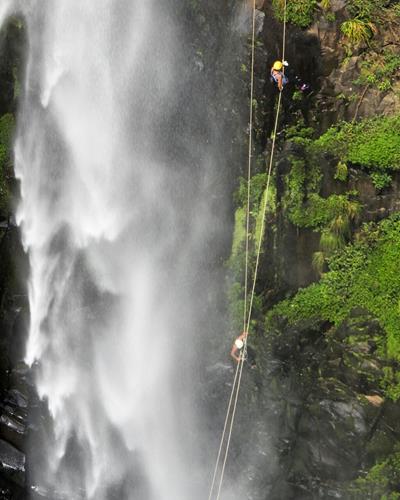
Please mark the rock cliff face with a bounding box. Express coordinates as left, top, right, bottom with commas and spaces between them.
255, 312, 400, 498
222, 0, 400, 497
0, 231, 28, 500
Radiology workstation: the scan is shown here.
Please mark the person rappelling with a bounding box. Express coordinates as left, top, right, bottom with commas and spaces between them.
230, 331, 248, 363
230, 331, 257, 368
270, 60, 289, 91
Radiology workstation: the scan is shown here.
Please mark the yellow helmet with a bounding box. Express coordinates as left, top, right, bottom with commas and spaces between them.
273, 61, 283, 71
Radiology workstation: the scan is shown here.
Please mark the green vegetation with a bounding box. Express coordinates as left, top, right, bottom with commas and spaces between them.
283, 147, 360, 264
268, 0, 395, 35
340, 19, 376, 45
313, 115, 400, 172
311, 250, 325, 275
269, 214, 400, 365
370, 171, 392, 191
347, 0, 391, 21
235, 172, 272, 211
272, 0, 392, 28
227, 0, 400, 489
335, 161, 348, 181
354, 50, 400, 91
229, 207, 247, 280
340, 0, 392, 47
0, 114, 14, 147
288, 191, 360, 232
291, 90, 303, 102
325, 11, 336, 22
292, 191, 360, 267
228, 173, 276, 331
0, 113, 14, 214
381, 366, 400, 401
347, 446, 400, 498
285, 122, 315, 144
283, 157, 320, 227
272, 0, 317, 28
280, 115, 400, 271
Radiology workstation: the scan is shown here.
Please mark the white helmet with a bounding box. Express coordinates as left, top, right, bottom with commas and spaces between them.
235, 339, 244, 349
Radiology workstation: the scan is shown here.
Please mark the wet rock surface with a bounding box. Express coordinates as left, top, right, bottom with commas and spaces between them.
0, 226, 29, 498
0, 352, 29, 498
232, 311, 400, 499
0, 439, 25, 487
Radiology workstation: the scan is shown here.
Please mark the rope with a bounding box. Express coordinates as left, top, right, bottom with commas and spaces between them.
214, 85, 284, 500
243, 0, 257, 333
281, 0, 287, 65
207, 0, 287, 498
245, 88, 282, 335
207, 1, 257, 496
207, 357, 241, 500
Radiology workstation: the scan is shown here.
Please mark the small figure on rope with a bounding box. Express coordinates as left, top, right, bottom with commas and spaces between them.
230, 332, 257, 368
270, 60, 289, 91
230, 331, 248, 363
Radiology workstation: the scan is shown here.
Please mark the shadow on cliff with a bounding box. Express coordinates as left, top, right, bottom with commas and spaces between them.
259, 3, 322, 145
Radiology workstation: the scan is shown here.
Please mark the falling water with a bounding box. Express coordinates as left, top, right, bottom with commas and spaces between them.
0, 0, 245, 498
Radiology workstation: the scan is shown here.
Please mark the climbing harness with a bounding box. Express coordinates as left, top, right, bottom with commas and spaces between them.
207, 0, 287, 498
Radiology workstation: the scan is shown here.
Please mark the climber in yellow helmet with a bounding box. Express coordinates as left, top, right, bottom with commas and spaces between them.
270, 60, 288, 91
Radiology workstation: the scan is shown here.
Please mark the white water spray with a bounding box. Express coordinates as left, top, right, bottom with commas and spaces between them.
0, 0, 240, 498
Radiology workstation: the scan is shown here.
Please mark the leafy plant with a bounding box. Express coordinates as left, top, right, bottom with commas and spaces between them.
320, 229, 345, 253
288, 192, 360, 231
0, 114, 14, 214
347, 445, 400, 497
381, 367, 400, 401
354, 50, 400, 91
292, 90, 303, 102
228, 173, 276, 331
340, 18, 377, 45
272, 0, 318, 27
268, 214, 400, 366
0, 114, 14, 147
335, 161, 348, 181
347, 0, 391, 21
235, 173, 269, 209
312, 251, 325, 275
325, 11, 336, 22
371, 171, 392, 191
229, 207, 247, 280
330, 213, 350, 236
313, 115, 400, 172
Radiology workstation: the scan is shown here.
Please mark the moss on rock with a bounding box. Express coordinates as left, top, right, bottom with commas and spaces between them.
268, 213, 400, 401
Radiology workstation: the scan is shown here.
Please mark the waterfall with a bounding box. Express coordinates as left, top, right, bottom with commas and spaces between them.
0, 0, 243, 498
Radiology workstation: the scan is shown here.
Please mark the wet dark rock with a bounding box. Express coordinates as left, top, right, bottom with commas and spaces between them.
0, 386, 28, 453
1, 410, 25, 431
0, 439, 25, 488
9, 363, 34, 394
0, 412, 25, 451
225, 309, 400, 498
254, 10, 265, 35
4, 391, 27, 411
